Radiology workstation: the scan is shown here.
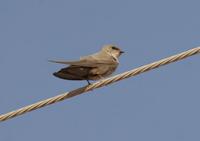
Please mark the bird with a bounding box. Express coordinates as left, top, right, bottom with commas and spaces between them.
49, 45, 124, 85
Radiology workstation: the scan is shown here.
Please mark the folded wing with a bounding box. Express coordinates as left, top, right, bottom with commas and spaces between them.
49, 58, 116, 67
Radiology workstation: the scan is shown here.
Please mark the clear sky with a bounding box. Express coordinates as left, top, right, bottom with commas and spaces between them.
0, 0, 200, 141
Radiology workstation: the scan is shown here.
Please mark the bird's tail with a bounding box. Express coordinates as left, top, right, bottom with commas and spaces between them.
53, 71, 83, 80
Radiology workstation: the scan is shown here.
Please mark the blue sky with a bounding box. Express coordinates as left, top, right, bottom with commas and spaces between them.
0, 0, 200, 141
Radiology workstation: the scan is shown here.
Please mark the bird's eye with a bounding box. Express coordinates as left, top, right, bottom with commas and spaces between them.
111, 46, 119, 50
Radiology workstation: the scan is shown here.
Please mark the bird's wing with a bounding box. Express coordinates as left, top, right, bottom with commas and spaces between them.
49, 60, 84, 65
49, 58, 117, 67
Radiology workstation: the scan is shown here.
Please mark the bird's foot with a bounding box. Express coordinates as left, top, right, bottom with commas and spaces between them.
86, 80, 91, 85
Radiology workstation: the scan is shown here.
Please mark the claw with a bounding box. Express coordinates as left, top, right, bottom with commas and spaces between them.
86, 80, 91, 85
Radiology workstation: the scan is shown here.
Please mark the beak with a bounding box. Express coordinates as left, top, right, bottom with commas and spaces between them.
120, 51, 125, 54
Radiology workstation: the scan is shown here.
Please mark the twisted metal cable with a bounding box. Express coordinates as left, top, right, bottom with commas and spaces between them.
0, 46, 200, 122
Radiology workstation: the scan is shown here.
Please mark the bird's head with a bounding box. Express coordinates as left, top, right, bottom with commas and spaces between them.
102, 45, 124, 59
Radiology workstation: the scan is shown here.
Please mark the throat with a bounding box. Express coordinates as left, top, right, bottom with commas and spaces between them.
111, 55, 119, 63
107, 51, 119, 63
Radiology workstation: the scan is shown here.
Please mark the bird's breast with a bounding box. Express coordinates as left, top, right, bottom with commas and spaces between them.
89, 64, 118, 80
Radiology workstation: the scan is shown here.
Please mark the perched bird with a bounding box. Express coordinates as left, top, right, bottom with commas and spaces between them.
49, 45, 124, 85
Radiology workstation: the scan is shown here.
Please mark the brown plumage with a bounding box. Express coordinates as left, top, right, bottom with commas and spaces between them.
50, 45, 124, 84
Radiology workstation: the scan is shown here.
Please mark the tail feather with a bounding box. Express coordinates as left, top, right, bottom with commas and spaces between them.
53, 71, 83, 80
53, 65, 92, 80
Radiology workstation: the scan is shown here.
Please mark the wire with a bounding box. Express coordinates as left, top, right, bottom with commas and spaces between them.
0, 46, 200, 122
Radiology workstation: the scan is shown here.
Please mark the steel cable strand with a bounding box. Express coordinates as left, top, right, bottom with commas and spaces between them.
0, 46, 200, 122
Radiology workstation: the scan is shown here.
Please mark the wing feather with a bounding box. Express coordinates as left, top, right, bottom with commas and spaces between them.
49, 59, 117, 67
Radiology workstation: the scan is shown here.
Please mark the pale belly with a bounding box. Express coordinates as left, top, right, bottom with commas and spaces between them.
89, 64, 118, 80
